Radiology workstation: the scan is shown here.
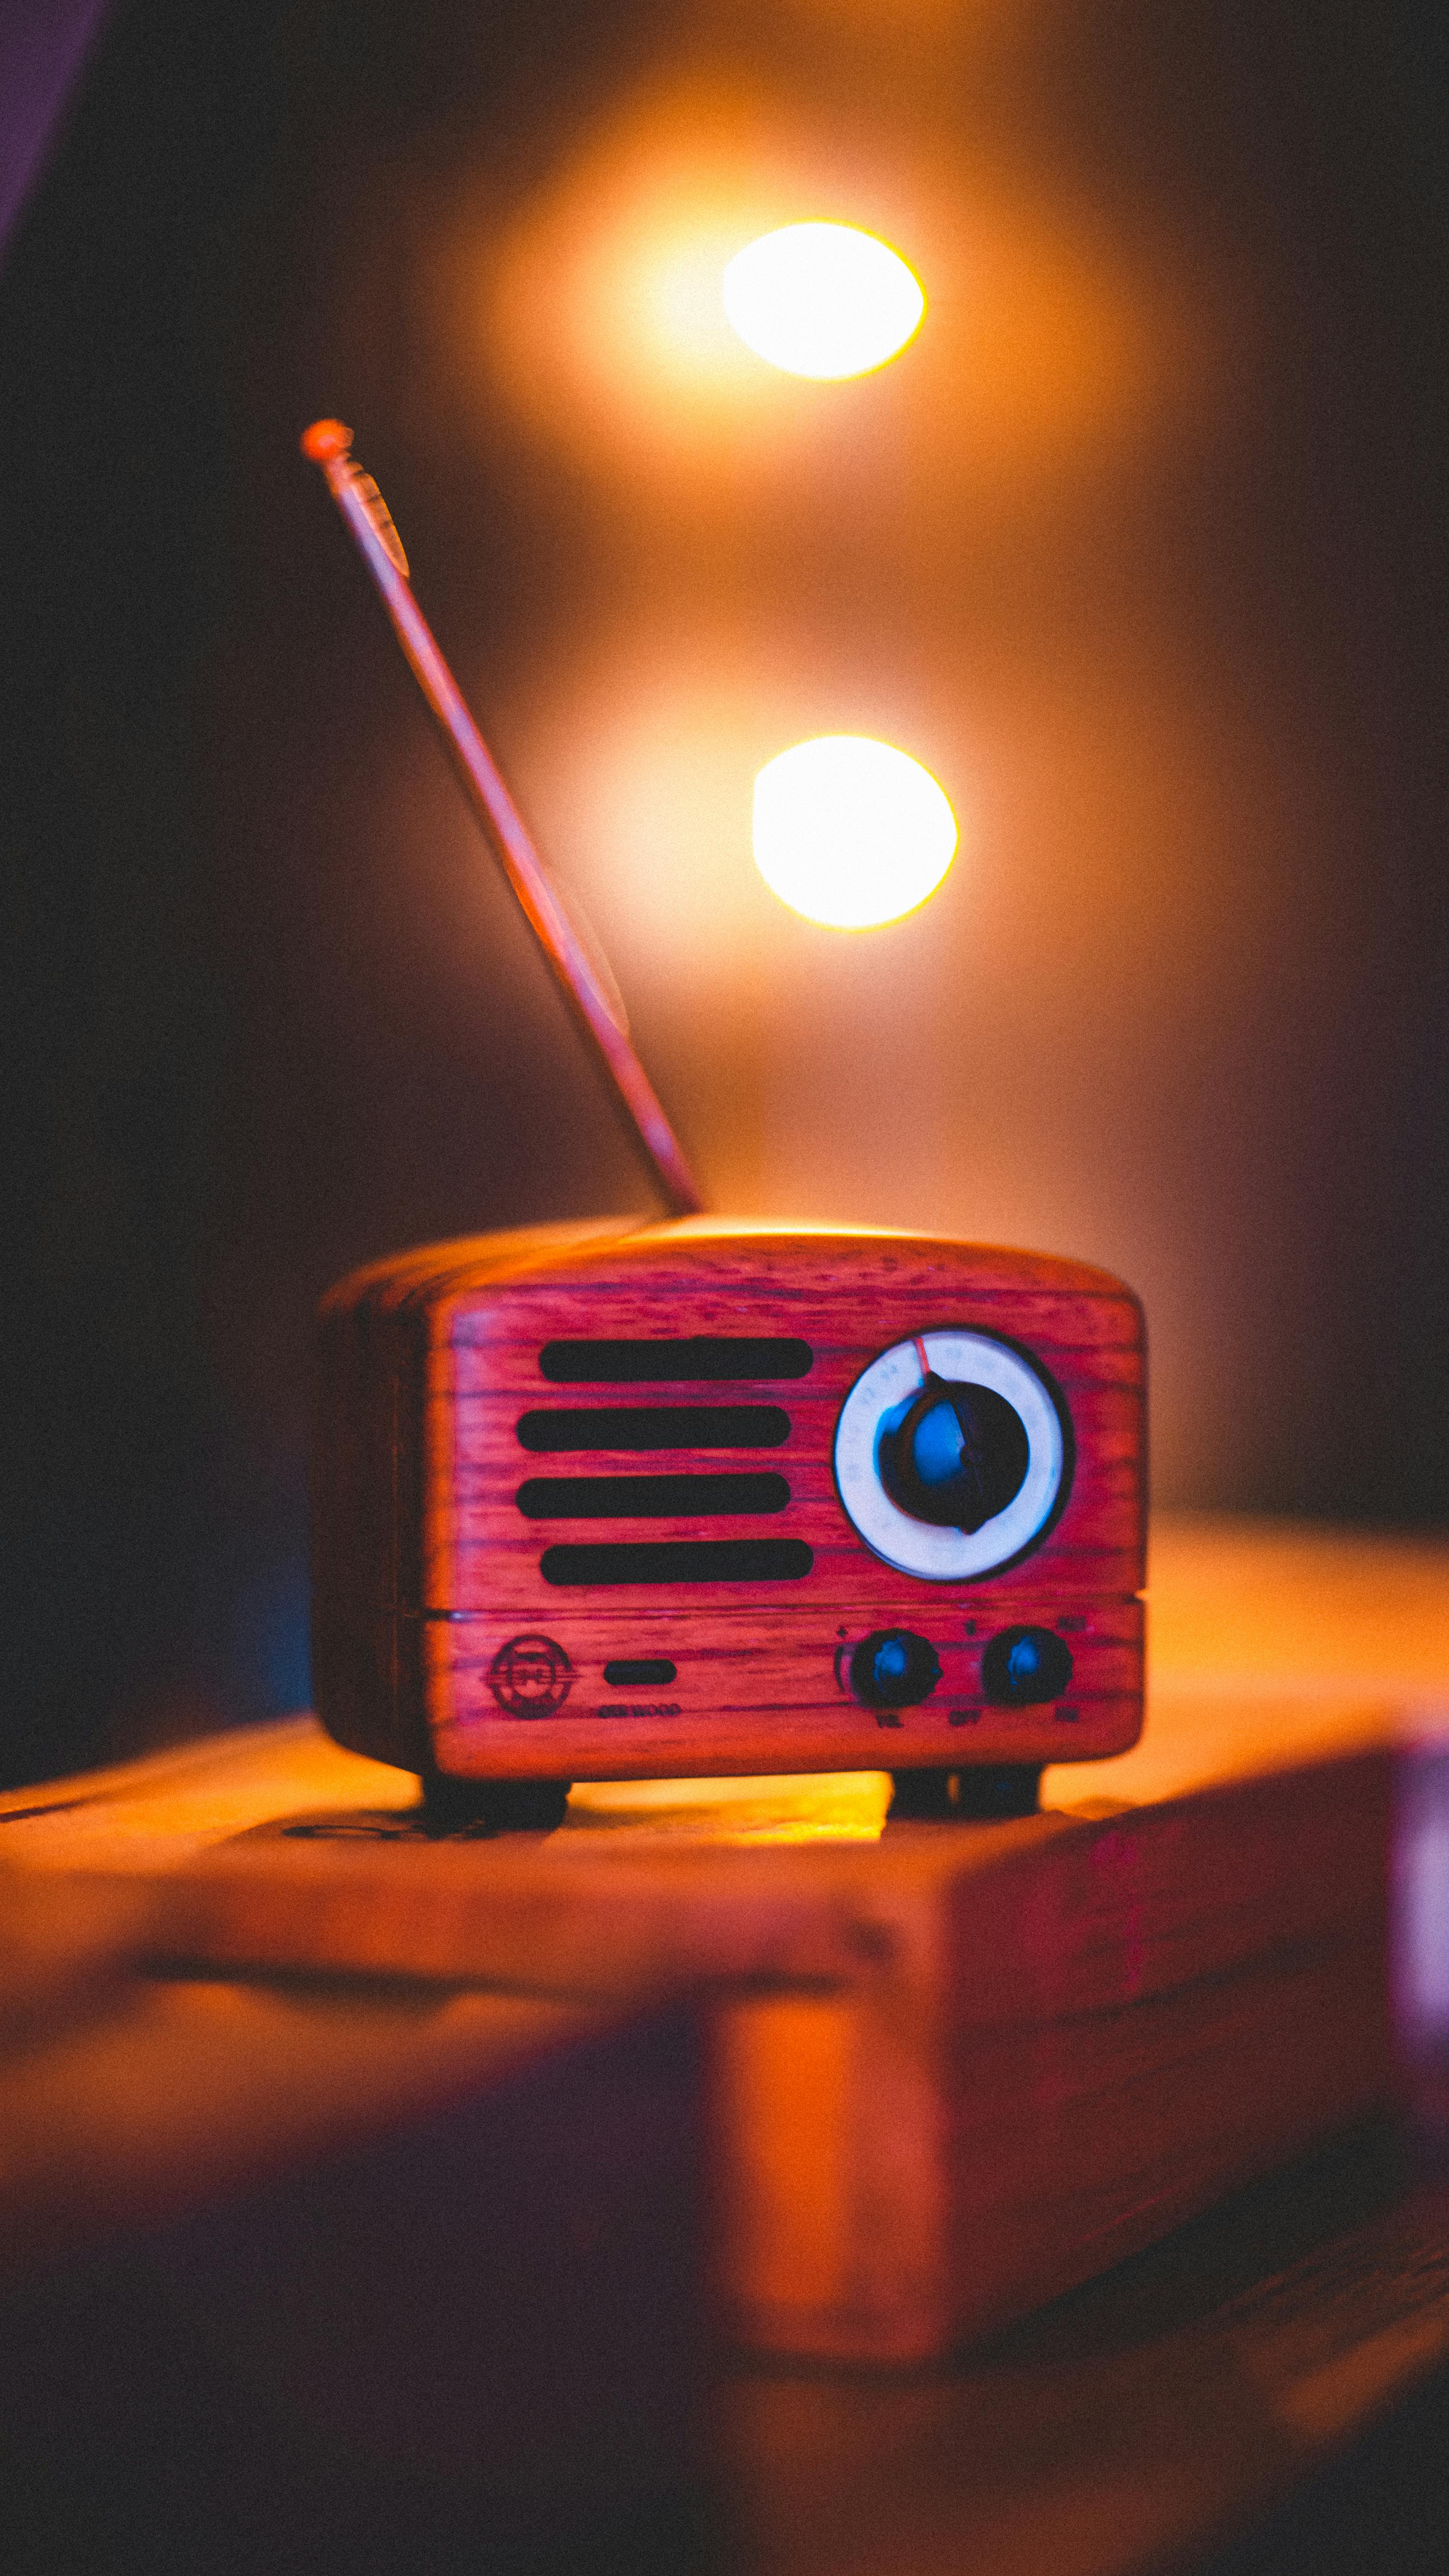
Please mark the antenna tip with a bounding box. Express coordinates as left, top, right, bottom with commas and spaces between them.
301, 417, 353, 463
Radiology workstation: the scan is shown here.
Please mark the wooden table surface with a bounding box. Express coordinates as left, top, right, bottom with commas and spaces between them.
3, 1514, 1448, 2574
719, 2123, 1449, 2576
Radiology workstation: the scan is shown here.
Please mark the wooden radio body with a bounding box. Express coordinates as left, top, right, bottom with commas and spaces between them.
313, 1218, 1146, 1788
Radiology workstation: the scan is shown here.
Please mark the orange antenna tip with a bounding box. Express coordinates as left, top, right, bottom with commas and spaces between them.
301, 417, 353, 462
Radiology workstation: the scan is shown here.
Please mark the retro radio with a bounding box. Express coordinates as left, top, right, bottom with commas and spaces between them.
304, 423, 1146, 1830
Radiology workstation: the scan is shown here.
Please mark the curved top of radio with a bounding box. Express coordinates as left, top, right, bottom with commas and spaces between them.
318, 1217, 1145, 1330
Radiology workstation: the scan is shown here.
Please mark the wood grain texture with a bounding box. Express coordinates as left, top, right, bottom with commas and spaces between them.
314, 1219, 1146, 1782
709, 1745, 1393, 2359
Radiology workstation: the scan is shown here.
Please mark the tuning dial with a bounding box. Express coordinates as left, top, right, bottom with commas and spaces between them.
849, 1629, 942, 1710
835, 1331, 1069, 1581
879, 1376, 1030, 1532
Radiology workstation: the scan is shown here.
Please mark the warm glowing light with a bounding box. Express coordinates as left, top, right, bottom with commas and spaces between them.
752, 737, 958, 929
722, 223, 925, 379
475, 87, 1201, 504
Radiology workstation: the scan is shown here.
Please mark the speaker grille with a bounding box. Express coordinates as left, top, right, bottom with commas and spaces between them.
519, 1344, 805, 1587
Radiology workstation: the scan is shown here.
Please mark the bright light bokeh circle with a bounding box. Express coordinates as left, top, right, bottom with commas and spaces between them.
722, 222, 925, 380
752, 736, 959, 929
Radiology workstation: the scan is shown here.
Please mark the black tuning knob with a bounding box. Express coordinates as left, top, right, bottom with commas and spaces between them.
879, 1374, 1030, 1532
981, 1626, 1074, 1707
849, 1629, 942, 1710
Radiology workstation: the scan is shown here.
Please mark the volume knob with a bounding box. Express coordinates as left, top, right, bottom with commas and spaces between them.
849, 1629, 942, 1710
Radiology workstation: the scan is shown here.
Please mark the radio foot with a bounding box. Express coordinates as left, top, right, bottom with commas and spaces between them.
889, 1766, 1041, 1822
422, 1778, 573, 1836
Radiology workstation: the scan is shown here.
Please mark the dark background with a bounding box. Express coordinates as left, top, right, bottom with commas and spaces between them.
2, 0, 1447, 1786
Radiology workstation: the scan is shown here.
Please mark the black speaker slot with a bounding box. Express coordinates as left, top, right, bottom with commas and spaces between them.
540, 1336, 812, 1382
517, 1405, 790, 1452
603, 1658, 678, 1685
517, 1472, 789, 1519
541, 1538, 813, 1585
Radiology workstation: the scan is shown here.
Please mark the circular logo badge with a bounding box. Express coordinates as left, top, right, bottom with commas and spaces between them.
487, 1634, 574, 1718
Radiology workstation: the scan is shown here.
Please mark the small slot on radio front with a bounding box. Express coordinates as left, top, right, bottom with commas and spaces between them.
517, 1405, 791, 1451
540, 1538, 813, 1585
539, 1336, 813, 1382
516, 1472, 790, 1518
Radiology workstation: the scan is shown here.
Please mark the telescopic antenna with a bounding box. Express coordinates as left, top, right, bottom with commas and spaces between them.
301, 418, 704, 1219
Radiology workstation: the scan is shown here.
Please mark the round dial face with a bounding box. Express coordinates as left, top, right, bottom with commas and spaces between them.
833, 1331, 1068, 1581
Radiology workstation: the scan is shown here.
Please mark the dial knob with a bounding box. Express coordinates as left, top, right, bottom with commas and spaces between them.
834, 1331, 1069, 1581
879, 1375, 1030, 1532
849, 1629, 942, 1710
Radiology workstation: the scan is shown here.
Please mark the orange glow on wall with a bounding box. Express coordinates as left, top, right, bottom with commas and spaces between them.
467, 589, 1329, 1506
435, 76, 1219, 516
